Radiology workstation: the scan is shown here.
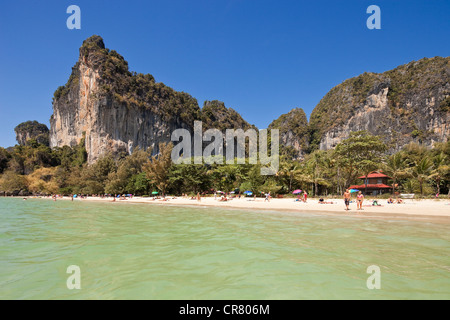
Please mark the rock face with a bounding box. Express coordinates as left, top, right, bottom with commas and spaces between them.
201, 100, 255, 131
308, 57, 450, 152
50, 36, 449, 162
50, 36, 256, 163
268, 108, 309, 159
15, 121, 49, 146
50, 36, 200, 163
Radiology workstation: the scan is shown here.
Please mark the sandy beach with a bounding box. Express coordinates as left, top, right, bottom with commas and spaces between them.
28, 195, 450, 223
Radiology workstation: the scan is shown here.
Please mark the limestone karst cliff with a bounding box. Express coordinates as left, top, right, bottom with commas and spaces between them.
50, 35, 449, 163
50, 35, 255, 163
268, 108, 309, 159
308, 57, 449, 152
50, 35, 201, 163
15, 121, 49, 146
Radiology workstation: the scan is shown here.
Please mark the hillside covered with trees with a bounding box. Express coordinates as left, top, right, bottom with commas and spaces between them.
1, 128, 448, 198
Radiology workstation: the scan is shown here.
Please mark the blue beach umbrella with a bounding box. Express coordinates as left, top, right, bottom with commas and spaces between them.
349, 189, 359, 193
243, 191, 253, 196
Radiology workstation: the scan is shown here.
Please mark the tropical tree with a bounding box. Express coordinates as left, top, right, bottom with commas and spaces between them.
0, 147, 11, 174
0, 171, 28, 195
334, 131, 387, 193
383, 152, 409, 195
143, 142, 173, 196
305, 150, 326, 196
105, 148, 150, 194
276, 160, 300, 193
411, 157, 433, 196
430, 152, 450, 196
168, 163, 210, 194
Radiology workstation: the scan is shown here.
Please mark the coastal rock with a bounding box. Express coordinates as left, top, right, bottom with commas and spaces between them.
50, 35, 199, 163
50, 36, 254, 163
308, 57, 450, 152
15, 121, 49, 146
268, 108, 309, 159
50, 36, 449, 162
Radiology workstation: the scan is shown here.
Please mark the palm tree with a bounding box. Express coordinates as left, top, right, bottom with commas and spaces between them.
305, 151, 325, 196
276, 161, 299, 193
383, 152, 409, 195
430, 152, 449, 196
411, 157, 433, 196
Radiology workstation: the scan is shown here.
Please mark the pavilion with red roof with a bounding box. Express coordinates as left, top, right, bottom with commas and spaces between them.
349, 171, 392, 195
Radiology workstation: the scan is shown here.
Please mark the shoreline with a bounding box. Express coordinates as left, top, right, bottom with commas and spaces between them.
12, 195, 450, 224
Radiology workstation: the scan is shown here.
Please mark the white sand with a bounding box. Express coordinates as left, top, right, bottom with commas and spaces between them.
36, 195, 450, 223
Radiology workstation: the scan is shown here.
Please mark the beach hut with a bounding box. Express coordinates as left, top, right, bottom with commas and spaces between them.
349, 171, 392, 195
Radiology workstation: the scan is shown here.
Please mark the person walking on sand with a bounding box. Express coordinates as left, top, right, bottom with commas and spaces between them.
197, 192, 201, 202
343, 189, 351, 211
356, 191, 364, 210
303, 191, 308, 203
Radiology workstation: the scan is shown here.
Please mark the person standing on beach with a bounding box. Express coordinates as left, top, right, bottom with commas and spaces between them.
303, 191, 308, 203
197, 192, 201, 202
356, 191, 364, 210
343, 189, 351, 211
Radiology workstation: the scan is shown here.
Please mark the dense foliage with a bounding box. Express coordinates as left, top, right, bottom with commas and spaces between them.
0, 130, 448, 198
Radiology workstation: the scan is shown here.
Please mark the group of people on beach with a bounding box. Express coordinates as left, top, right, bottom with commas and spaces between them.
343, 189, 406, 211
343, 189, 364, 211
295, 191, 308, 203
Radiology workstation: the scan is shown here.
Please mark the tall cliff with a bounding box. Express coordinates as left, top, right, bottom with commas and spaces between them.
308, 56, 450, 151
50, 35, 200, 163
50, 36, 256, 163
50, 36, 449, 162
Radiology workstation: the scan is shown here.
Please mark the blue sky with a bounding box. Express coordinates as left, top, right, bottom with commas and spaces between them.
0, 0, 449, 147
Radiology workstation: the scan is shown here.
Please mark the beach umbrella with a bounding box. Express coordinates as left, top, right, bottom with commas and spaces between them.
292, 189, 302, 194
243, 191, 253, 196
152, 191, 159, 195
230, 191, 235, 194
216, 190, 224, 194
349, 189, 359, 193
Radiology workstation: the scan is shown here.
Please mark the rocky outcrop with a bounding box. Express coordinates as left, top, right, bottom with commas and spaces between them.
268, 108, 309, 159
50, 35, 200, 163
201, 100, 255, 131
15, 121, 49, 146
50, 36, 258, 163
50, 36, 449, 162
308, 57, 450, 152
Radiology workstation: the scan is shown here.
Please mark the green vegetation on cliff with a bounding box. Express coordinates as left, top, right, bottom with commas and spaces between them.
1, 128, 449, 197
308, 56, 449, 151
268, 107, 309, 158
14, 121, 49, 147
201, 100, 254, 131
53, 35, 201, 126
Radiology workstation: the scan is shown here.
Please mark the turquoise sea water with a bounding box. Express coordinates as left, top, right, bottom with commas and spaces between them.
0, 198, 449, 300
